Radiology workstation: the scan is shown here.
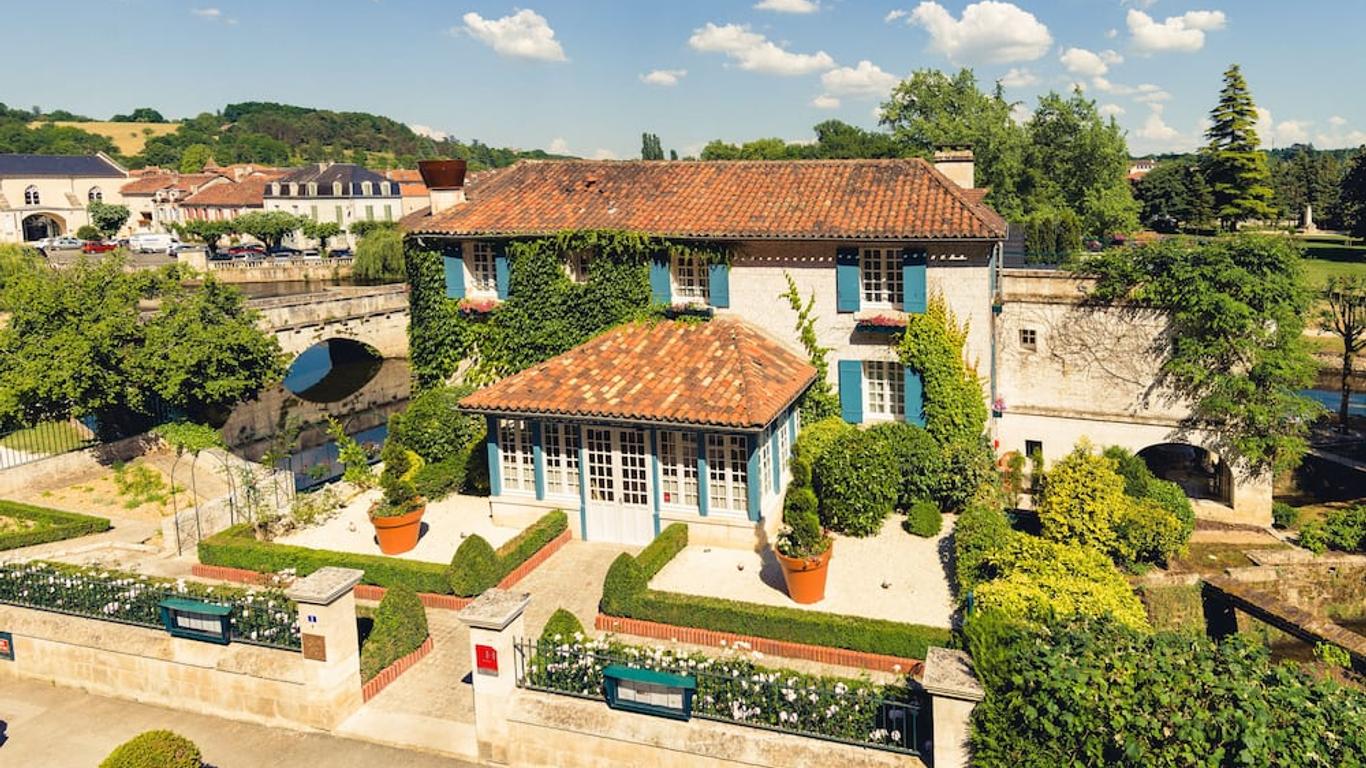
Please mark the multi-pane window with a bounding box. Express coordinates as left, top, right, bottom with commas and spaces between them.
88, 187, 102, 202
658, 431, 699, 509
861, 248, 903, 307
864, 360, 905, 421
23, 186, 39, 205
758, 428, 773, 498
498, 419, 535, 493
586, 428, 615, 503
1020, 328, 1037, 351
566, 250, 591, 283
672, 253, 708, 301
543, 422, 581, 497
469, 241, 497, 294
777, 414, 792, 480
706, 434, 748, 515
365, 205, 375, 221
618, 430, 650, 507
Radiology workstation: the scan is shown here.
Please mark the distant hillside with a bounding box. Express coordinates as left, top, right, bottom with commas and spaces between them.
0, 100, 569, 173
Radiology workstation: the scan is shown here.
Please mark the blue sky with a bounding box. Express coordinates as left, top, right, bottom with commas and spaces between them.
4, 1, 1364, 159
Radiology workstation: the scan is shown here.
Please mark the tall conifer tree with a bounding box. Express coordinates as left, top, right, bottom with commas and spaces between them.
1201, 65, 1276, 230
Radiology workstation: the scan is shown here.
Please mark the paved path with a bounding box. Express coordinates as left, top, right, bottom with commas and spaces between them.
516, 539, 633, 635
0, 676, 477, 768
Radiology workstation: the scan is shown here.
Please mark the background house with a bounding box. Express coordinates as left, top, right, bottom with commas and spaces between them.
264, 162, 403, 247
0, 153, 128, 242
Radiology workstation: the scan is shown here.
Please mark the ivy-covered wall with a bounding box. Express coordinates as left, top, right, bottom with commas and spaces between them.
405, 230, 727, 388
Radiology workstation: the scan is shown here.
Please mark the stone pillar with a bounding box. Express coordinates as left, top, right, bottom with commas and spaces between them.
458, 588, 530, 765
285, 566, 364, 729
922, 647, 985, 768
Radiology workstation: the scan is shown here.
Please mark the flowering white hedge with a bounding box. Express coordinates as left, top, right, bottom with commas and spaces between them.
527, 633, 922, 751
0, 560, 300, 649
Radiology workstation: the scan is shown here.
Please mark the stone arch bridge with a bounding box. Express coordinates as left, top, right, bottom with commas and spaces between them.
250, 285, 410, 359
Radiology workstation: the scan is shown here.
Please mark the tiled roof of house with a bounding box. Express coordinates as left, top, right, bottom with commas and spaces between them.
182, 175, 277, 207
0, 153, 126, 178
268, 163, 392, 193
386, 168, 429, 198
412, 159, 1007, 241
459, 319, 816, 430
120, 173, 182, 195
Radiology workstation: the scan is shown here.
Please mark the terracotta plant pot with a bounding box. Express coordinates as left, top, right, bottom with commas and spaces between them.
774, 541, 833, 604
370, 505, 425, 555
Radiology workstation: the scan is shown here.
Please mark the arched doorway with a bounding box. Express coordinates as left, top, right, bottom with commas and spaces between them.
22, 213, 64, 242
1137, 443, 1233, 505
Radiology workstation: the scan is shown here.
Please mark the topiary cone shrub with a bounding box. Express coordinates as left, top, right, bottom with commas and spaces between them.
100, 730, 202, 768
540, 607, 586, 643
904, 499, 944, 538
359, 583, 430, 682
448, 534, 499, 596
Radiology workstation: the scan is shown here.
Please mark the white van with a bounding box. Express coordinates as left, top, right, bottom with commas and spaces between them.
128, 233, 180, 253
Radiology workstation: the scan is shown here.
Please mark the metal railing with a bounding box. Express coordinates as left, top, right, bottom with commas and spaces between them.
0, 561, 301, 651
513, 638, 924, 756
0, 418, 98, 472
208, 256, 354, 270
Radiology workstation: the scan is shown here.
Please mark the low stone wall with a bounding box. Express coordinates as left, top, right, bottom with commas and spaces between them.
0, 432, 157, 497
505, 689, 917, 768
0, 603, 353, 731
1226, 552, 1366, 617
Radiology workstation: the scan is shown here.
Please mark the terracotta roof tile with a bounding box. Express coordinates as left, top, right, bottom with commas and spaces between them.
459, 319, 816, 430
413, 159, 1007, 241
120, 173, 179, 195
182, 175, 275, 207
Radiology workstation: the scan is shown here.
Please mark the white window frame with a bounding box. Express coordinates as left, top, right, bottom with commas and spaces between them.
88, 187, 102, 202
384, 204, 393, 221
362, 181, 374, 196
705, 434, 748, 516
658, 431, 699, 511
758, 428, 773, 499
332, 181, 343, 196
543, 422, 581, 498
1020, 328, 1038, 351
777, 413, 792, 481
307, 182, 318, 196
498, 419, 535, 494
860, 247, 903, 309
863, 360, 905, 422
23, 186, 39, 206
671, 253, 708, 302
565, 249, 591, 283
468, 241, 497, 295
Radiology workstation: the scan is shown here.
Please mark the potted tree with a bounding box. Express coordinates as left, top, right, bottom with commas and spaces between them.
370, 439, 426, 555
773, 486, 833, 604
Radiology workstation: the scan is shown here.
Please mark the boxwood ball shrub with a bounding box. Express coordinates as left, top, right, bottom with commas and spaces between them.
868, 422, 944, 511
360, 583, 429, 682
904, 499, 943, 538
812, 427, 899, 537
794, 416, 854, 468
448, 535, 499, 596
100, 730, 202, 768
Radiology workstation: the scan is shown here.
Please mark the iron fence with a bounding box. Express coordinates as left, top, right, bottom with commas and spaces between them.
0, 561, 301, 651
0, 419, 98, 472
513, 638, 924, 756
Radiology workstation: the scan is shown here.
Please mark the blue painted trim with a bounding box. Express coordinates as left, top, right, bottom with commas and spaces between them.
485, 415, 502, 496
837, 360, 863, 424
443, 247, 465, 300
696, 431, 709, 518
788, 406, 798, 444
649, 255, 672, 305
904, 367, 926, 428
493, 241, 510, 299
769, 427, 781, 494
531, 421, 545, 500
649, 428, 662, 538
577, 425, 589, 540
835, 247, 860, 313
745, 434, 762, 523
988, 248, 999, 404
902, 248, 927, 314
707, 262, 730, 308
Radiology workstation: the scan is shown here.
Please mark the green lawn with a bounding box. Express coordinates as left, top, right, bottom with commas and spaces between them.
1299, 238, 1366, 287
0, 420, 89, 455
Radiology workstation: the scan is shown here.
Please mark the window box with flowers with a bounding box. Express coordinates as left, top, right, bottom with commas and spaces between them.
664, 301, 714, 320
992, 397, 1006, 418
457, 297, 500, 319
854, 310, 908, 334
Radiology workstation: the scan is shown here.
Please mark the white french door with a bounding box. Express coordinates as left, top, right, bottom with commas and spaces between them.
583, 427, 655, 545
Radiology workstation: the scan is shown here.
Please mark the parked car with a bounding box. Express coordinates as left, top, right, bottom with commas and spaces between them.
301, 249, 322, 261
207, 250, 234, 261
328, 248, 353, 259
268, 247, 301, 262
81, 240, 118, 254
169, 242, 198, 256
40, 236, 83, 251
227, 244, 265, 258
127, 232, 180, 253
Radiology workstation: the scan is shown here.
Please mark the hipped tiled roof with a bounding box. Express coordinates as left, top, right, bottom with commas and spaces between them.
183, 174, 279, 207
0, 153, 126, 178
459, 319, 816, 430
412, 159, 1007, 241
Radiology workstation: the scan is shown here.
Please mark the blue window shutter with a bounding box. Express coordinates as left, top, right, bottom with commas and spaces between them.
836, 247, 860, 313
696, 431, 709, 517
904, 367, 925, 427
902, 248, 927, 314
838, 360, 863, 424
769, 428, 781, 493
443, 246, 465, 300
485, 415, 503, 496
531, 421, 545, 500
708, 262, 730, 308
494, 241, 510, 300
649, 254, 672, 305
745, 434, 762, 522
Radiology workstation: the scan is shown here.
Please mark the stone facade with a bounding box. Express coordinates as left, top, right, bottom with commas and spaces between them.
0, 154, 129, 242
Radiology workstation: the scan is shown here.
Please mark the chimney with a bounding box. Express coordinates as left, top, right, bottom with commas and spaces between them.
419, 159, 468, 215
933, 146, 975, 190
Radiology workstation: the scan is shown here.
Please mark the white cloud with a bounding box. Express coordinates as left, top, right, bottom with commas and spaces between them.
688, 22, 834, 75
410, 124, 449, 141
1134, 83, 1171, 103
1255, 107, 1316, 147
1254, 107, 1274, 144
820, 60, 898, 98
1099, 103, 1126, 119
1106, 28, 1118, 39
906, 1, 1052, 65
999, 67, 1037, 87
192, 8, 220, 18
591, 148, 619, 160
754, 0, 819, 13
640, 69, 687, 86
548, 137, 570, 154
1010, 102, 1031, 126
1330, 115, 1349, 128
459, 9, 567, 62
811, 94, 841, 109
1127, 9, 1227, 54
1060, 47, 1112, 78
885, 9, 908, 23
1137, 110, 1181, 143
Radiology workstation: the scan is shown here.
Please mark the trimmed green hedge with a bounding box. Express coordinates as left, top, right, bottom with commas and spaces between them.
0, 499, 111, 551
600, 524, 950, 660
360, 584, 429, 682
100, 730, 202, 768
199, 510, 567, 597
448, 510, 568, 596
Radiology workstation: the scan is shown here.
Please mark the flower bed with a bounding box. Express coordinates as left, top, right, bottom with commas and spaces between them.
0, 500, 111, 551
0, 560, 300, 649
524, 634, 924, 754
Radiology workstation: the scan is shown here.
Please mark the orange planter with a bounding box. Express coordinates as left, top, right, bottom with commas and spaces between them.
370, 505, 425, 555
774, 541, 833, 604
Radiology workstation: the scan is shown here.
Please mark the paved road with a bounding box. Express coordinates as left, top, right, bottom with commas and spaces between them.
0, 676, 478, 768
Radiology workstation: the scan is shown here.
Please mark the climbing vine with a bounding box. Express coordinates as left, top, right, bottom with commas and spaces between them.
896, 294, 989, 445
779, 272, 838, 422
406, 230, 731, 388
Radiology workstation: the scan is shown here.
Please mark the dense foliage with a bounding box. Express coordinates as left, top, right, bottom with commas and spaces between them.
353, 227, 406, 282
1298, 504, 1366, 554
903, 499, 943, 538
1079, 235, 1319, 472
100, 730, 202, 768
898, 295, 987, 447
0, 499, 111, 551
811, 427, 899, 536
869, 422, 944, 511
1135, 157, 1216, 232
1341, 148, 1366, 237
965, 614, 1366, 767
1103, 446, 1196, 539
700, 119, 900, 161
372, 439, 423, 518
539, 607, 585, 642
359, 584, 429, 682
387, 383, 487, 499
778, 272, 839, 421
0, 258, 283, 436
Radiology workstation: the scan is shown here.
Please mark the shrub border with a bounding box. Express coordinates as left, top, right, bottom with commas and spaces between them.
0, 500, 111, 551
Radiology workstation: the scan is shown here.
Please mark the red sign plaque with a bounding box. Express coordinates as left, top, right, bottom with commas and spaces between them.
476, 644, 498, 675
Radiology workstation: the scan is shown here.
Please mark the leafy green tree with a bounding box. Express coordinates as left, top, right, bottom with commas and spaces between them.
300, 219, 343, 250
111, 107, 166, 123
1136, 158, 1214, 231
1338, 147, 1366, 237
1272, 144, 1340, 225
1080, 235, 1319, 472
1035, 445, 1126, 554
353, 227, 406, 281
1320, 276, 1366, 433
178, 143, 213, 173
1201, 64, 1276, 230
0, 244, 40, 301
75, 224, 101, 241
641, 132, 664, 160
180, 219, 232, 254
1021, 90, 1138, 236
232, 210, 302, 250
87, 200, 130, 237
